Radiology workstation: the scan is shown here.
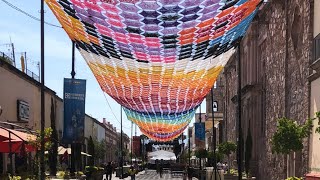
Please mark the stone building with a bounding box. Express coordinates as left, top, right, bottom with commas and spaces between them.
308, 0, 320, 177
223, 0, 313, 179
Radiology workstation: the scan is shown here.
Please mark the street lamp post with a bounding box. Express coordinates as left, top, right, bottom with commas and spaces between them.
120, 105, 123, 179
211, 87, 217, 180
40, 0, 45, 179
237, 42, 243, 180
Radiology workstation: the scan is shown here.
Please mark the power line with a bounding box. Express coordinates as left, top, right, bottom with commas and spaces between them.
102, 92, 131, 130
1, 0, 62, 28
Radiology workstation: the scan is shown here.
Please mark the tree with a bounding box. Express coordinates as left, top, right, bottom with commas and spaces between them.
245, 125, 253, 177
49, 98, 58, 176
315, 112, 320, 136
173, 138, 181, 159
218, 141, 237, 173
271, 117, 313, 178
88, 136, 95, 166
207, 151, 223, 167
271, 117, 312, 155
195, 148, 208, 159
94, 140, 106, 165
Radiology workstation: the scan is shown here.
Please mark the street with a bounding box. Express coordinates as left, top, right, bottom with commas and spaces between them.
104, 170, 198, 180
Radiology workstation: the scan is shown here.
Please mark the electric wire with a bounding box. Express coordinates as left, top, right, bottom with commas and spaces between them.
102, 92, 131, 130
1, 0, 62, 28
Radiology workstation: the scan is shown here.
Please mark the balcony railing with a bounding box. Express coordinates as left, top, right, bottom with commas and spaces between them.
313, 33, 320, 64
1, 51, 40, 82
0, 52, 14, 65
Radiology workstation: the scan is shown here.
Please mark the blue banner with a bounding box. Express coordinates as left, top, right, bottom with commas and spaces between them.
63, 78, 86, 143
195, 122, 205, 148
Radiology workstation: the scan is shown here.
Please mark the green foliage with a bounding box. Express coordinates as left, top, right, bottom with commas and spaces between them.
285, 177, 303, 180
88, 136, 95, 166
271, 117, 313, 155
173, 138, 181, 157
28, 127, 53, 151
56, 171, 66, 179
315, 112, 320, 135
218, 141, 237, 157
245, 126, 253, 176
94, 139, 106, 163
49, 98, 58, 176
85, 166, 98, 173
8, 174, 21, 180
195, 148, 208, 159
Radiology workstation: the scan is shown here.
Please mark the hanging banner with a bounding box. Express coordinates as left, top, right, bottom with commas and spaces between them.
63, 78, 86, 143
195, 122, 205, 148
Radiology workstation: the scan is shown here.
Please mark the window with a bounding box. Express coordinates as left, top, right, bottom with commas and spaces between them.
214, 81, 217, 88
314, 33, 320, 63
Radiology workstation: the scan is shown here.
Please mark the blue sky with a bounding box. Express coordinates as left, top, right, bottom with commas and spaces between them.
0, 0, 206, 137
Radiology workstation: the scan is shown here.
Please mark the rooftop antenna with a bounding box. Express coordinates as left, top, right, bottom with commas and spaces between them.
9, 37, 16, 67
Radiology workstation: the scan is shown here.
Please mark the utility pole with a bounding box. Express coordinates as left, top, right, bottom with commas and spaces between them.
188, 128, 191, 165
237, 42, 243, 180
120, 106, 123, 179
40, 0, 45, 179
131, 121, 133, 165
199, 105, 203, 180
70, 41, 76, 176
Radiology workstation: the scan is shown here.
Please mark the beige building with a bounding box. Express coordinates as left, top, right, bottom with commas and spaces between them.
308, 0, 320, 176
0, 53, 64, 174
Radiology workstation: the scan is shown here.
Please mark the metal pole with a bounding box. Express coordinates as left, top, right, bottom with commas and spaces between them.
199, 104, 202, 171
11, 43, 16, 67
211, 88, 217, 180
25, 52, 27, 71
40, 0, 45, 178
120, 106, 123, 179
131, 121, 133, 165
71, 41, 76, 78
188, 129, 191, 165
237, 42, 242, 180
9, 131, 13, 174
70, 41, 76, 176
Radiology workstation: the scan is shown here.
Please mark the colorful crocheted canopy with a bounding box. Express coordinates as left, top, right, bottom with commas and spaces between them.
46, 0, 261, 141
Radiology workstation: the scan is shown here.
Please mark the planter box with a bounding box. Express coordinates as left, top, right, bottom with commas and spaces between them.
224, 174, 238, 180
243, 177, 256, 180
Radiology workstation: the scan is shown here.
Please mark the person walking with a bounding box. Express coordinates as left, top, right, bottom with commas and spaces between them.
187, 165, 193, 180
105, 162, 113, 180
128, 166, 136, 180
159, 159, 164, 178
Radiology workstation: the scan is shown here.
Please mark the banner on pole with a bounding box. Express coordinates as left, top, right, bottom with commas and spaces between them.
195, 122, 205, 148
63, 78, 86, 143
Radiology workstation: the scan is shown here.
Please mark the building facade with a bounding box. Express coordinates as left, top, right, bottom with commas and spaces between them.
223, 0, 313, 179
103, 118, 118, 163
308, 0, 320, 177
132, 136, 141, 158
0, 54, 64, 174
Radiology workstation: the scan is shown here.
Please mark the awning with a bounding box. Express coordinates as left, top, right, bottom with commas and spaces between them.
0, 128, 37, 153
45, 146, 92, 157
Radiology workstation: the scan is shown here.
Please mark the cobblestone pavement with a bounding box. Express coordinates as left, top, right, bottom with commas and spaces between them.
104, 169, 198, 180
